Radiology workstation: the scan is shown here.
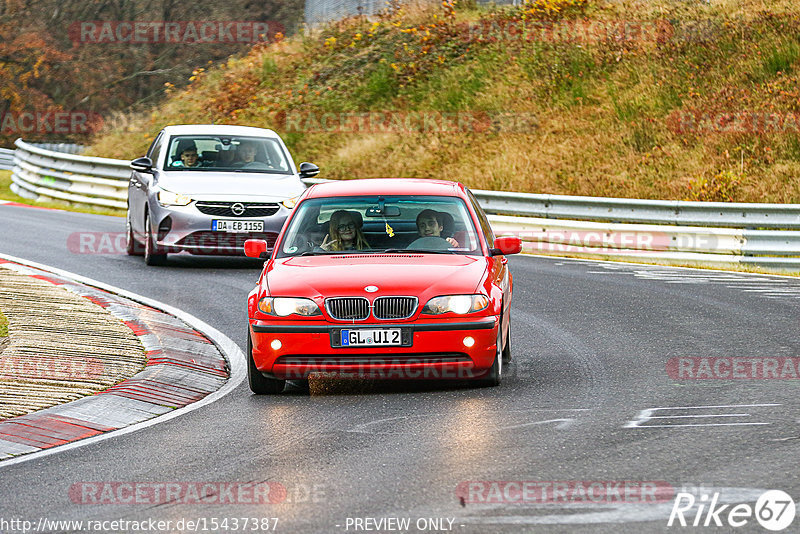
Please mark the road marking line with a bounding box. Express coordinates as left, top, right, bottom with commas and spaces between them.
624, 404, 781, 429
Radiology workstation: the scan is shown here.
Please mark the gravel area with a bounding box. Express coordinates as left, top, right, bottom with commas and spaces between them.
0, 268, 146, 420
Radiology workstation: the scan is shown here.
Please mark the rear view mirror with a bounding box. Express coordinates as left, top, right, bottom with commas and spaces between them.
490, 236, 522, 256
244, 239, 270, 259
366, 206, 401, 217
130, 156, 153, 173
298, 162, 320, 179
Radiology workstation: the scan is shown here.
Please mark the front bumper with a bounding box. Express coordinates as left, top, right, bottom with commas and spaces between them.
249, 317, 499, 380
148, 200, 289, 255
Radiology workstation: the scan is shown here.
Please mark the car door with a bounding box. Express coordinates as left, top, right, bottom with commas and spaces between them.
468, 190, 511, 336
129, 132, 163, 239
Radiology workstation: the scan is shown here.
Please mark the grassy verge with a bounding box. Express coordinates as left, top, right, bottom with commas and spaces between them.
86, 0, 800, 203
0, 308, 8, 338
0, 170, 125, 217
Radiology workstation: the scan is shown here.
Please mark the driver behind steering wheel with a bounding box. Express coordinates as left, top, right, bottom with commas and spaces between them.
416, 209, 459, 247
233, 140, 272, 169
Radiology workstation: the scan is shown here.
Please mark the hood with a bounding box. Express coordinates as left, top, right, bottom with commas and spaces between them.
266, 254, 489, 300
156, 171, 305, 201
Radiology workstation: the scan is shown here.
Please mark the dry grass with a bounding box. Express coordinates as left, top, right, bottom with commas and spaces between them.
85, 0, 800, 203
0, 309, 7, 338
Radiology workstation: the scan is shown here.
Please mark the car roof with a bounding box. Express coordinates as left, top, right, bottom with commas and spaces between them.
304, 178, 466, 198
160, 124, 281, 138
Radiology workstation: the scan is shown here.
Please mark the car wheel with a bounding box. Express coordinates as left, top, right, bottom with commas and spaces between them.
475, 322, 503, 387
247, 332, 286, 394
125, 209, 144, 256
502, 310, 512, 363
144, 212, 167, 266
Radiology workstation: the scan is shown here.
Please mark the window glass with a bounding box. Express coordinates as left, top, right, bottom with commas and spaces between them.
163, 135, 291, 173
146, 132, 163, 166
277, 195, 481, 257
467, 189, 494, 248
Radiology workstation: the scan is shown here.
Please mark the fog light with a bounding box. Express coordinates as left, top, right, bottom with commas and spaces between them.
462, 336, 475, 347
271, 339, 282, 350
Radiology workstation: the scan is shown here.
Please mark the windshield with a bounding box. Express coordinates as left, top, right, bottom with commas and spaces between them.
164, 135, 292, 173
276, 195, 482, 258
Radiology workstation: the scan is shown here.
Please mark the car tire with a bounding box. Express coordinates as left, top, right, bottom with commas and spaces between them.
247, 332, 286, 394
144, 211, 167, 266
125, 209, 144, 256
475, 322, 503, 387
502, 310, 512, 363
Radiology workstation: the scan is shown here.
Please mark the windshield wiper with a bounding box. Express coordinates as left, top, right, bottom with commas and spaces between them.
300, 250, 331, 256
381, 248, 455, 254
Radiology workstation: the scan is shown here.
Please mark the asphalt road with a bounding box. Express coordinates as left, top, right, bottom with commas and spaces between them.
1, 203, 799, 533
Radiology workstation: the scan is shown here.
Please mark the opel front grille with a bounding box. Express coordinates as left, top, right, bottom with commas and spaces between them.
195, 201, 280, 218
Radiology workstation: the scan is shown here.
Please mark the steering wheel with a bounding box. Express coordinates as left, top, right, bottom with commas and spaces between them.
240, 161, 272, 170
406, 236, 451, 250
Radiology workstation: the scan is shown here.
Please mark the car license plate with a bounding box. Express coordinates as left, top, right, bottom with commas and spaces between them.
212, 220, 264, 233
340, 328, 402, 347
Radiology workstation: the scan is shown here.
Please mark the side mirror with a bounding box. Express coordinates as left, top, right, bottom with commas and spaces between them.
244, 239, 270, 259
298, 162, 320, 179
130, 156, 153, 173
490, 236, 522, 256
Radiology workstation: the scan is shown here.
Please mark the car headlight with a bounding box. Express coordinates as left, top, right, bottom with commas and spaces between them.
282, 196, 299, 209
421, 295, 490, 315
258, 297, 321, 317
157, 189, 193, 206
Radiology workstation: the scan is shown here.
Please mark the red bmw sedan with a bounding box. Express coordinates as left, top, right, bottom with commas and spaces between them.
244, 178, 521, 394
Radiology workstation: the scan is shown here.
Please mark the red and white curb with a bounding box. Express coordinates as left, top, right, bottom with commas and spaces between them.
0, 254, 246, 466
0, 199, 57, 210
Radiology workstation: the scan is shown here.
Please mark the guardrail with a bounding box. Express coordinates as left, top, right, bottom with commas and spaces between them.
476, 190, 800, 229
486, 215, 800, 271
0, 148, 14, 171
30, 142, 85, 155
11, 139, 129, 209
7, 139, 800, 271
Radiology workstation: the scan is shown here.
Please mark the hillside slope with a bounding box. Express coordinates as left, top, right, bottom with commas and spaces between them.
88, 0, 800, 203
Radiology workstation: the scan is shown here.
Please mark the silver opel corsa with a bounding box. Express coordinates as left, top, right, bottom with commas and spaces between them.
126, 124, 319, 265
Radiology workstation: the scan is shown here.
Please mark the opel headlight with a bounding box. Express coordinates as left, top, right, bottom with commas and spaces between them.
282, 196, 299, 209
157, 189, 193, 206
258, 297, 321, 317
421, 295, 490, 315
